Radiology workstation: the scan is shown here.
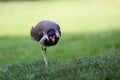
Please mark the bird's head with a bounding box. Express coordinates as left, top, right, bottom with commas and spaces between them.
47, 29, 57, 42
44, 29, 60, 46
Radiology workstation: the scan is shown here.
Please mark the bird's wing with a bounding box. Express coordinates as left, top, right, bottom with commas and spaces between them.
31, 26, 43, 41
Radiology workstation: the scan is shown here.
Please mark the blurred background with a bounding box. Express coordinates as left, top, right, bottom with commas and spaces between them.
0, 0, 120, 67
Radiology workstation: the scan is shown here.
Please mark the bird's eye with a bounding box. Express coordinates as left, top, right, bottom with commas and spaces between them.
49, 37, 52, 39
49, 35, 56, 39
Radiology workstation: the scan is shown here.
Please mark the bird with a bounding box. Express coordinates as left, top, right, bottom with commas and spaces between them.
30, 20, 61, 66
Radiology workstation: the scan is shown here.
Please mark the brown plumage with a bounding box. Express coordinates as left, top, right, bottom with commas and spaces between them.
31, 20, 61, 66
31, 20, 61, 41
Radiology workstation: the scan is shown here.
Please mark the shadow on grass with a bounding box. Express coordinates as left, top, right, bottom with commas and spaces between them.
0, 30, 120, 67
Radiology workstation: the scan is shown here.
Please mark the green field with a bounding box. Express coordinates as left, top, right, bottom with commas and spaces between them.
0, 0, 120, 79
0, 55, 120, 80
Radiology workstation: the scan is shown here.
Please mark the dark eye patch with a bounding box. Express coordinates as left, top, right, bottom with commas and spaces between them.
47, 29, 55, 36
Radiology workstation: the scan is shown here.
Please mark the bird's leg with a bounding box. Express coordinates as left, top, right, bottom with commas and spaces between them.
42, 46, 48, 66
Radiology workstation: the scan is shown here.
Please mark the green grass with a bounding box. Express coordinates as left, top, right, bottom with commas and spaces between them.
0, 0, 120, 79
0, 54, 120, 80
0, 31, 120, 67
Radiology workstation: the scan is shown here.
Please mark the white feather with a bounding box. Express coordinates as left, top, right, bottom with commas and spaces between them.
56, 31, 60, 38
39, 33, 49, 45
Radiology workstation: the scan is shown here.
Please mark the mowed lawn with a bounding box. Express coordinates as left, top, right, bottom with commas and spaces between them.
0, 0, 120, 67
